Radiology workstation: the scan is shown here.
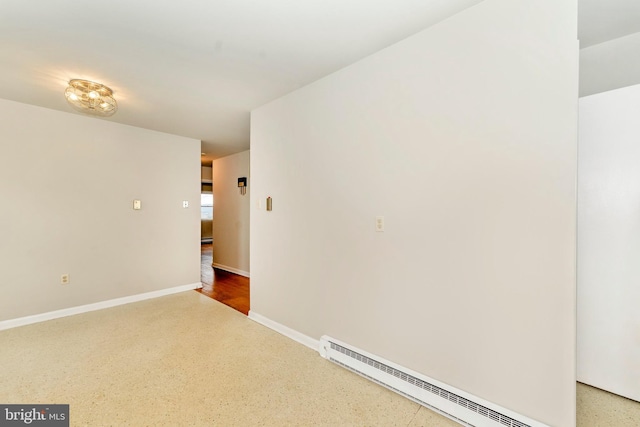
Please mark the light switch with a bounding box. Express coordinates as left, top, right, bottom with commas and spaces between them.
183, 201, 189, 208
375, 216, 384, 232
133, 200, 141, 210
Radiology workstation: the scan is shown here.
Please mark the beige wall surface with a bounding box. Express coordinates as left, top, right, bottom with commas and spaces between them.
0, 98, 201, 321
251, 1, 578, 426
212, 150, 250, 275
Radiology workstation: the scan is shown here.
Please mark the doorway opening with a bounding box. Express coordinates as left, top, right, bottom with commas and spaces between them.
201, 183, 213, 244
198, 179, 249, 315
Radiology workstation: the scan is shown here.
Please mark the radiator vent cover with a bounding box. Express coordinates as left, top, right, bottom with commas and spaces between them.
319, 336, 546, 427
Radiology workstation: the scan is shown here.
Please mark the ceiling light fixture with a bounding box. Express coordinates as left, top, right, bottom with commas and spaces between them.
64, 79, 117, 117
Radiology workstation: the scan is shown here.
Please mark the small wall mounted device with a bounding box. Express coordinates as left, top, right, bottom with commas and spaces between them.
238, 177, 247, 195
266, 196, 272, 211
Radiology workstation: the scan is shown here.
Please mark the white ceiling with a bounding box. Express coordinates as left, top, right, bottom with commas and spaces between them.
1, 1, 638, 162
0, 0, 481, 162
578, 0, 640, 98
578, 0, 640, 48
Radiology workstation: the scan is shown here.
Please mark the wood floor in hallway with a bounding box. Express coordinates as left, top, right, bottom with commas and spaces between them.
197, 243, 250, 315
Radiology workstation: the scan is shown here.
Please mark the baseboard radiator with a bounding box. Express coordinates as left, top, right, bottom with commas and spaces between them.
319, 336, 546, 427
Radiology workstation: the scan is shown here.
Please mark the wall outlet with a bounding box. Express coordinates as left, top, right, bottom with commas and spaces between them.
375, 216, 384, 232
61, 274, 70, 285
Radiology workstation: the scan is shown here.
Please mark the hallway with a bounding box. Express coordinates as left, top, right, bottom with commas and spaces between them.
197, 243, 250, 315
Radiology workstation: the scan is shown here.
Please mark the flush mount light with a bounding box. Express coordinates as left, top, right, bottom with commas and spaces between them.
64, 79, 117, 117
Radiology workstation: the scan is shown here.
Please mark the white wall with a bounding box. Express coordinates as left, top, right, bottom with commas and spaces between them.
0, 98, 201, 321
251, 1, 578, 426
212, 150, 250, 276
578, 84, 640, 402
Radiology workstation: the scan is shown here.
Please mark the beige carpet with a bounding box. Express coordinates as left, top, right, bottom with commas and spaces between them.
0, 292, 637, 426
577, 382, 640, 427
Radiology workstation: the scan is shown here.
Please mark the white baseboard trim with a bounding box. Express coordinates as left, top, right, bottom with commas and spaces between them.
212, 263, 250, 278
248, 311, 319, 351
0, 282, 202, 331
320, 336, 548, 427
